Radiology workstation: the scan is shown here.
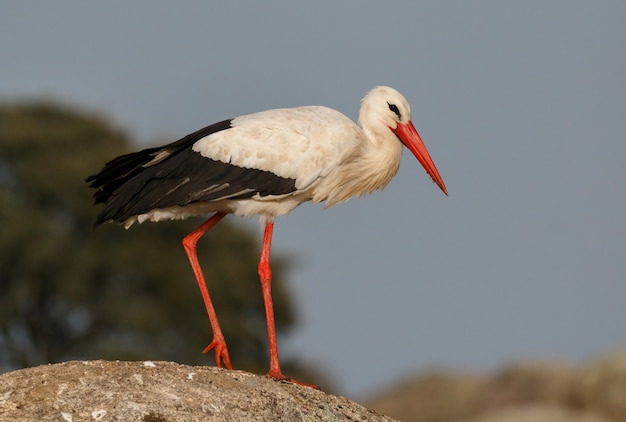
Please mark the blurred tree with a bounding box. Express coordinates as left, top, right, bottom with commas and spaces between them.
0, 102, 318, 384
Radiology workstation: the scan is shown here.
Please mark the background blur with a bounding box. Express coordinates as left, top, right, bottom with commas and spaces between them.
1, 1, 625, 401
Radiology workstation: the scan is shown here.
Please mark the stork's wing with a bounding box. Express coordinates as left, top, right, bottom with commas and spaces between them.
86, 119, 297, 225
193, 106, 361, 190
87, 106, 361, 225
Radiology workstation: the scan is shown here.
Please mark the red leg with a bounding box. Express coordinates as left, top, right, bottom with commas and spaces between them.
182, 212, 232, 370
259, 221, 318, 389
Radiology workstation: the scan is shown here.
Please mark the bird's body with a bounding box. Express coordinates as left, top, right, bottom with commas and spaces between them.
87, 86, 447, 387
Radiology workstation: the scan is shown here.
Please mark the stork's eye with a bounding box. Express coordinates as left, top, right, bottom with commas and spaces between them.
387, 102, 401, 119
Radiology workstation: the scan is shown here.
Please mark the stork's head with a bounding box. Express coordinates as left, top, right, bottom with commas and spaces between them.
359, 86, 448, 196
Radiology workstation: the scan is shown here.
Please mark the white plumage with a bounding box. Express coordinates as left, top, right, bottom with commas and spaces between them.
194, 106, 358, 190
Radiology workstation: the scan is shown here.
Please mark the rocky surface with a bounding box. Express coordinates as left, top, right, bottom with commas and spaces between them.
0, 360, 395, 421
3, 352, 625, 421
365, 351, 626, 422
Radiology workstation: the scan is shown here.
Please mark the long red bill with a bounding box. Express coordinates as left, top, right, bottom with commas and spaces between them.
393, 121, 448, 196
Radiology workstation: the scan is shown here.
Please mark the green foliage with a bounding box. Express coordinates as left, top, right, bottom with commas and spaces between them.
0, 102, 312, 380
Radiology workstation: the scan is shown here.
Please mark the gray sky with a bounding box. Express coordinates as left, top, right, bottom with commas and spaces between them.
2, 1, 625, 398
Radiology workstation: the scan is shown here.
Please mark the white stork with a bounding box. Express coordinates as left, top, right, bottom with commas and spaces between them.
87, 86, 447, 387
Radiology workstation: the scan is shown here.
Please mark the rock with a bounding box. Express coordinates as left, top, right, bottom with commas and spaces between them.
365, 352, 626, 422
364, 371, 491, 422
486, 361, 584, 408
467, 404, 611, 422
580, 352, 626, 421
0, 360, 396, 421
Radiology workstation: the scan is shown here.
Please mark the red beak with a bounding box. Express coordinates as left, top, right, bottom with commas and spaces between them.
393, 121, 448, 196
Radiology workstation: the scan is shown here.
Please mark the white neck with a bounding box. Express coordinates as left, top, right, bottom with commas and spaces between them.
313, 126, 403, 207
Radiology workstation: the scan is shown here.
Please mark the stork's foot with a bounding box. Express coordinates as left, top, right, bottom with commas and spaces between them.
266, 370, 319, 389
202, 337, 233, 370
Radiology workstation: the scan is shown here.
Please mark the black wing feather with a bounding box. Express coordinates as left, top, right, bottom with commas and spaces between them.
86, 118, 297, 226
